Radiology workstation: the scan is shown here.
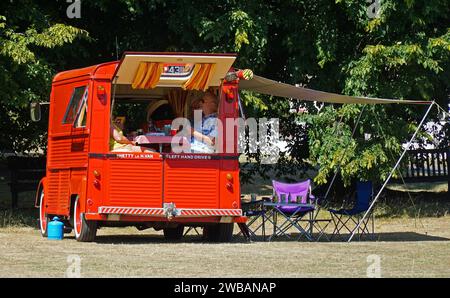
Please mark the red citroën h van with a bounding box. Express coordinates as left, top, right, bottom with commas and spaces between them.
33, 52, 249, 242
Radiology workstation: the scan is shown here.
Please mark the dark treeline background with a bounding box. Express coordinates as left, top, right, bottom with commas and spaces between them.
0, 0, 448, 186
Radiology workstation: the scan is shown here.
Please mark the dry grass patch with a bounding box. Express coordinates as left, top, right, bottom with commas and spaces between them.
0, 216, 449, 278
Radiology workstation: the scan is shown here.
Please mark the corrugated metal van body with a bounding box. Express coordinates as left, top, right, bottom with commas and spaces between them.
164, 159, 220, 209
46, 79, 91, 215
46, 170, 70, 214
96, 157, 221, 210
48, 136, 88, 168
103, 157, 164, 207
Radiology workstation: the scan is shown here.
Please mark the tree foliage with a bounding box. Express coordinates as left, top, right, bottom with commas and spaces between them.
0, 0, 448, 187
0, 1, 88, 153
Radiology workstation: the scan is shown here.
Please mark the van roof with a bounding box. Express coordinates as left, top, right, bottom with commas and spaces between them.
52, 61, 119, 83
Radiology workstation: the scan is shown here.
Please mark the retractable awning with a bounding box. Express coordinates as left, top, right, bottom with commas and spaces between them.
239, 74, 433, 105
114, 52, 236, 89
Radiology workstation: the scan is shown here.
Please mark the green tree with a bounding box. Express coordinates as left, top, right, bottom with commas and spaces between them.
0, 1, 88, 153
304, 0, 450, 186
0, 0, 447, 190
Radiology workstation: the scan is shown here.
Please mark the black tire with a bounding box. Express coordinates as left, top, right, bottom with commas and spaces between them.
74, 197, 97, 242
163, 225, 184, 240
38, 188, 49, 237
203, 225, 215, 241
203, 223, 234, 242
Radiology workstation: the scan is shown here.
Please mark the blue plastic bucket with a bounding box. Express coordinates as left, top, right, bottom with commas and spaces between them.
47, 216, 64, 240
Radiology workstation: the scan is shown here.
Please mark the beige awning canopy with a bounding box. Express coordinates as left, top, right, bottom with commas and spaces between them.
114, 52, 236, 88
239, 74, 433, 105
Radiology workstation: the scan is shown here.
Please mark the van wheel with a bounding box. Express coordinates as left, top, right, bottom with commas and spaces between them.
39, 188, 49, 237
163, 225, 184, 240
204, 223, 234, 242
74, 197, 97, 242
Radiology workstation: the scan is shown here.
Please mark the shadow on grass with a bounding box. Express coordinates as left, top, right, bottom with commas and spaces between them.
90, 233, 221, 245
70, 230, 449, 245
374, 191, 450, 218
371, 232, 449, 242
232, 231, 449, 243
322, 190, 449, 218
2, 202, 448, 244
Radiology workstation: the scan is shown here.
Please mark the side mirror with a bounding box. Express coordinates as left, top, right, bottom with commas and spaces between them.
30, 102, 42, 122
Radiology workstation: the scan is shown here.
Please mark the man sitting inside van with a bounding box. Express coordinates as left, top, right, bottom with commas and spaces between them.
190, 91, 218, 153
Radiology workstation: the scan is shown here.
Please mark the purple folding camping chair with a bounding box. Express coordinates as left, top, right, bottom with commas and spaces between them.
265, 179, 316, 241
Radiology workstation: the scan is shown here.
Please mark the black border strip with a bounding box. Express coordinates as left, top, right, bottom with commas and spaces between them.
88, 153, 118, 159
88, 153, 239, 160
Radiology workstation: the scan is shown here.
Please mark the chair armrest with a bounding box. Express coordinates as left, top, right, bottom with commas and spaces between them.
242, 200, 261, 207
241, 199, 266, 213
241, 195, 272, 212
242, 198, 267, 206
315, 195, 331, 207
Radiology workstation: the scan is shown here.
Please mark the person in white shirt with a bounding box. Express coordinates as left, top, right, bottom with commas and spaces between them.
190, 91, 218, 153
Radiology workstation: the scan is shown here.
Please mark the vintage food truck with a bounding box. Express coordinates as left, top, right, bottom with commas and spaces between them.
32, 52, 249, 242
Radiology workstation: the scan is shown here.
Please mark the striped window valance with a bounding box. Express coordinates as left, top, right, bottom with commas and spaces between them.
182, 63, 216, 91
132, 62, 164, 89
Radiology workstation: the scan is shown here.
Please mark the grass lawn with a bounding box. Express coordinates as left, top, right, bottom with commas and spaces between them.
0, 213, 449, 278
0, 165, 448, 277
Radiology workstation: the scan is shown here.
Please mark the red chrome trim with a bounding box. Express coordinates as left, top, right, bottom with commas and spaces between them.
180, 208, 242, 217
98, 207, 165, 216
84, 213, 247, 223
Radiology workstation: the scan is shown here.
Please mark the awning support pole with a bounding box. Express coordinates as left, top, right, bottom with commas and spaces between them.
237, 91, 246, 120
347, 101, 436, 242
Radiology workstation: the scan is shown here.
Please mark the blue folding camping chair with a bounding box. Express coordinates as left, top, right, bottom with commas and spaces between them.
329, 181, 375, 241
240, 194, 270, 241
